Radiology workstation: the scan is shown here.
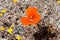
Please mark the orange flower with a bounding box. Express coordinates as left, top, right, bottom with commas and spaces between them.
21, 17, 31, 25
21, 7, 41, 25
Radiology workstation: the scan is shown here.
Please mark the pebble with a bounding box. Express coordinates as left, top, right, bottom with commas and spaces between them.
58, 24, 60, 28
0, 21, 3, 26
0, 7, 2, 10
1, 38, 7, 40
25, 0, 29, 2
57, 34, 60, 40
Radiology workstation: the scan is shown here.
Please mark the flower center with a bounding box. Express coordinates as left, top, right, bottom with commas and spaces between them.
29, 16, 34, 22
30, 16, 33, 19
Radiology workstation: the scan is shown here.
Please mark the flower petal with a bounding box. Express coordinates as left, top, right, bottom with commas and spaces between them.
31, 13, 41, 25
21, 17, 31, 25
26, 7, 38, 16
